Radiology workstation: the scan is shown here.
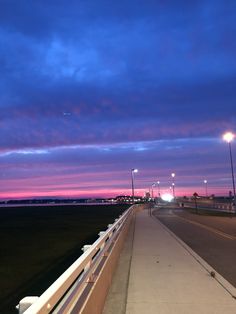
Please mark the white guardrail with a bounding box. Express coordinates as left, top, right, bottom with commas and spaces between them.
16, 205, 135, 314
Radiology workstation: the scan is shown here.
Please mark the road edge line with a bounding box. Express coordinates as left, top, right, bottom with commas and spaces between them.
151, 210, 236, 299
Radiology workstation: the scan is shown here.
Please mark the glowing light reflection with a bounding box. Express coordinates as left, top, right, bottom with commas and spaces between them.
161, 193, 173, 202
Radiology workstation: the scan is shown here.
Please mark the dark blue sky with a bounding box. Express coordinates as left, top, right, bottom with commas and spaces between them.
0, 0, 236, 199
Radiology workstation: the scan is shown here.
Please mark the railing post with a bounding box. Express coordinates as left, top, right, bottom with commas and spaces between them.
16, 297, 39, 314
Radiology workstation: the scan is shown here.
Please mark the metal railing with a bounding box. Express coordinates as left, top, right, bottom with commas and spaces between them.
180, 201, 235, 213
17, 205, 134, 314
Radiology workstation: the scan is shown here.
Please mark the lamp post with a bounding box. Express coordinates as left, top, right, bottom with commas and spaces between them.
204, 180, 208, 197
157, 181, 160, 197
172, 183, 175, 198
151, 183, 156, 199
131, 168, 138, 204
171, 173, 176, 198
223, 132, 236, 205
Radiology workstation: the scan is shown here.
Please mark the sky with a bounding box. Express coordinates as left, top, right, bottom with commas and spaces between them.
0, 0, 236, 199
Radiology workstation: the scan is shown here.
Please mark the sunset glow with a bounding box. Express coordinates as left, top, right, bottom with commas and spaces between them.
0, 1, 236, 200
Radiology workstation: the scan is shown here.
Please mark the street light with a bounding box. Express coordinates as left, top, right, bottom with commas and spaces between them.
203, 180, 208, 197
223, 132, 236, 204
131, 168, 138, 203
151, 183, 155, 199
171, 173, 176, 198
172, 183, 175, 198
157, 181, 160, 197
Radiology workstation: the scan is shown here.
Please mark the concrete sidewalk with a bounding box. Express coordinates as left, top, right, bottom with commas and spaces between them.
103, 208, 236, 314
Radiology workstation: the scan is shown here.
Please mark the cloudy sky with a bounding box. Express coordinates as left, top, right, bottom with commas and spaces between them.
0, 0, 236, 199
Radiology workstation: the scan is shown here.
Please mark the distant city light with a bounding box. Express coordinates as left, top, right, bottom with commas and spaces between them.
161, 193, 173, 202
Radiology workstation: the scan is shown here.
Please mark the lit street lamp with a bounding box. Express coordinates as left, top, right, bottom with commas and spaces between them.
171, 173, 176, 198
131, 168, 138, 203
223, 132, 236, 204
204, 180, 208, 197
172, 183, 175, 198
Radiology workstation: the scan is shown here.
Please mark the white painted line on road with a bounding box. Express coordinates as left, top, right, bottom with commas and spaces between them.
174, 215, 236, 240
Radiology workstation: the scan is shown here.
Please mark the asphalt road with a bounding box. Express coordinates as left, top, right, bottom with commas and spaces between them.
152, 206, 236, 288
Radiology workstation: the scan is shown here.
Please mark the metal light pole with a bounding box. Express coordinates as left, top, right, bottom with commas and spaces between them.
151, 183, 155, 199
171, 173, 176, 198
223, 132, 236, 205
172, 183, 175, 198
204, 180, 208, 197
131, 169, 138, 204
157, 181, 160, 197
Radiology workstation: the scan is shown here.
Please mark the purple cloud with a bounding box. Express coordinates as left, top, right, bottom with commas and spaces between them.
0, 0, 236, 198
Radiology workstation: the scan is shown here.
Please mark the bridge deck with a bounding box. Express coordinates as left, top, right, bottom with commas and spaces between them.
103, 207, 236, 314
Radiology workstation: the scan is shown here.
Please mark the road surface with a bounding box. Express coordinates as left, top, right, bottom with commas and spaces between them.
152, 205, 236, 287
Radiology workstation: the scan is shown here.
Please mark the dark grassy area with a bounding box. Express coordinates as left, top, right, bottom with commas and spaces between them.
0, 204, 129, 314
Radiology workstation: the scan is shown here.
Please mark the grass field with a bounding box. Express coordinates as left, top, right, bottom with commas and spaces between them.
0, 204, 129, 314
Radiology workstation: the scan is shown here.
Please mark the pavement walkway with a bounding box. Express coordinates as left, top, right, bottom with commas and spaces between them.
103, 207, 236, 314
